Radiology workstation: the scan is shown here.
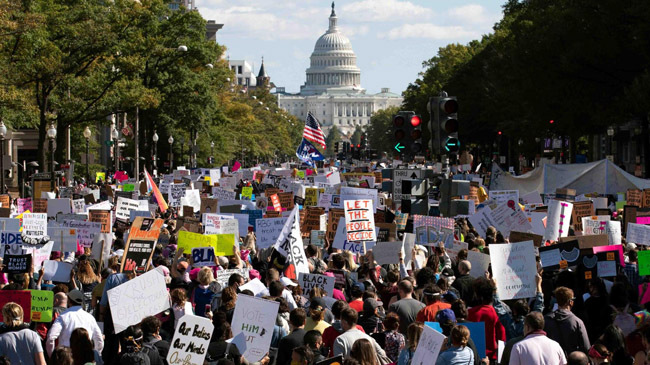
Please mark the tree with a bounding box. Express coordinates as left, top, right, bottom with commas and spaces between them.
366, 106, 399, 155
325, 126, 341, 157
350, 126, 363, 146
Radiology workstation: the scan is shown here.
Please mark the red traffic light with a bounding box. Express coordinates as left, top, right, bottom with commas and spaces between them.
357, 144, 361, 148
549, 120, 554, 124
498, 131, 502, 135
410, 115, 421, 127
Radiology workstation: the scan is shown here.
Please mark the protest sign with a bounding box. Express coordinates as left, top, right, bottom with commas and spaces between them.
115, 197, 148, 221
544, 200, 573, 242
255, 217, 288, 249
2, 231, 24, 259
31, 290, 53, 322
200, 198, 219, 214
538, 241, 580, 269
0, 218, 20, 231
426, 321, 487, 359
216, 268, 250, 287
627, 223, 650, 245
490, 241, 537, 300
509, 231, 544, 247
332, 217, 377, 254
605, 221, 622, 245
410, 324, 446, 365
49, 227, 78, 252
489, 190, 520, 209
490, 204, 532, 238
71, 199, 85, 214
344, 199, 376, 242
593, 244, 625, 267
32, 198, 47, 213
23, 213, 48, 239
88, 210, 112, 233
371, 241, 402, 265
0, 290, 31, 322
169, 183, 186, 208
128, 217, 164, 241
467, 250, 491, 278
191, 247, 215, 267
166, 315, 213, 365
231, 295, 280, 363
33, 241, 53, 271
298, 273, 335, 297
17, 198, 32, 214
120, 239, 156, 274
639, 251, 650, 276
581, 215, 610, 235
43, 261, 73, 282
275, 208, 309, 275
177, 231, 235, 256
47, 199, 71, 218
468, 207, 499, 239
108, 269, 170, 333
3, 254, 31, 274
444, 239, 469, 259
311, 230, 325, 247
571, 201, 594, 232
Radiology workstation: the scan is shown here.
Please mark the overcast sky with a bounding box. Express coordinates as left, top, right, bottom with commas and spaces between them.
196, 0, 504, 95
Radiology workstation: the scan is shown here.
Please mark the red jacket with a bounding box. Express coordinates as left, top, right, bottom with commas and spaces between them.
468, 304, 505, 360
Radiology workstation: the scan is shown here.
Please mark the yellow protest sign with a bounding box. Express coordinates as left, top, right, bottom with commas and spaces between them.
177, 231, 235, 256
304, 188, 319, 207
241, 187, 253, 200
96, 172, 106, 183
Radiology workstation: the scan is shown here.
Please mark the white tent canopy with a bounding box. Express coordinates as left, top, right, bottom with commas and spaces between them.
489, 159, 650, 195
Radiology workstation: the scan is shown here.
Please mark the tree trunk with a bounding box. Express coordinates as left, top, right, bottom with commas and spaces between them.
37, 100, 48, 171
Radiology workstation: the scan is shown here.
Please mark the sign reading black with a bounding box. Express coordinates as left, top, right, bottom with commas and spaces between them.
120, 239, 156, 274
3, 254, 31, 274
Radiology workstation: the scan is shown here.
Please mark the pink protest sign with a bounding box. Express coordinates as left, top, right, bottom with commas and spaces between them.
637, 216, 650, 225
592, 244, 625, 267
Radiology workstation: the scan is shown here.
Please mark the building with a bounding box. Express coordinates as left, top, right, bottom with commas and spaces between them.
168, 0, 194, 11
228, 58, 273, 90
277, 2, 402, 136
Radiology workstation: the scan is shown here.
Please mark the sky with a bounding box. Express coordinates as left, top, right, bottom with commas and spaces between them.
195, 0, 505, 95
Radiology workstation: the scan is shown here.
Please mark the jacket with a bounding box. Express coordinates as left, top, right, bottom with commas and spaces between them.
543, 309, 590, 354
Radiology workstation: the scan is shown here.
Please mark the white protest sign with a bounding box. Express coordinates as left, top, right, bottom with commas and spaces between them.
47, 199, 72, 218
526, 212, 547, 236
0, 218, 20, 231
231, 295, 280, 363
22, 213, 48, 239
489, 190, 520, 207
33, 241, 54, 271
543, 200, 573, 242
371, 241, 403, 265
521, 191, 543, 205
238, 278, 267, 297
490, 240, 537, 300
340, 187, 378, 213
343, 199, 376, 242
605, 221, 622, 245
411, 325, 446, 365
444, 239, 469, 260
216, 268, 249, 286
298, 273, 335, 297
212, 187, 236, 201
166, 315, 213, 365
48, 227, 78, 252
115, 197, 148, 221
43, 260, 73, 282
255, 217, 288, 249
159, 181, 171, 194
274, 208, 309, 274
581, 215, 610, 235
71, 199, 85, 214
627, 223, 650, 245
467, 250, 491, 278
191, 247, 215, 267
107, 269, 170, 333
332, 217, 377, 254
169, 183, 186, 208
181, 189, 201, 213
468, 207, 498, 238
62, 220, 101, 248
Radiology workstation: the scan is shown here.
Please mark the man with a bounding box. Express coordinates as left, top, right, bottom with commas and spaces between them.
276, 308, 307, 365
46, 290, 104, 357
333, 308, 388, 362
140, 316, 170, 361
99, 269, 134, 364
451, 260, 474, 304
348, 282, 365, 312
544, 286, 590, 354
416, 284, 450, 322
567, 351, 589, 365
388, 280, 425, 334
624, 248, 641, 288
304, 330, 326, 364
509, 312, 566, 365
322, 301, 366, 357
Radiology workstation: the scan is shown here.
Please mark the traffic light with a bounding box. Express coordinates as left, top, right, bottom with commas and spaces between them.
393, 113, 406, 154
409, 114, 423, 154
392, 111, 421, 156
430, 93, 459, 155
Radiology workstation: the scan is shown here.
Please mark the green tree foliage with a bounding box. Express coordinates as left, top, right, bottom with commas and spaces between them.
366, 106, 400, 155
325, 126, 341, 157
350, 126, 363, 146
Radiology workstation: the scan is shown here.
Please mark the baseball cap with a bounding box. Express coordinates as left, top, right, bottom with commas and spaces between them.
363, 298, 383, 313
67, 290, 84, 305
352, 281, 365, 292
436, 309, 456, 325
443, 291, 458, 303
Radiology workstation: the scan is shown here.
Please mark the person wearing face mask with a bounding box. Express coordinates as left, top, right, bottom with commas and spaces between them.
508, 312, 566, 365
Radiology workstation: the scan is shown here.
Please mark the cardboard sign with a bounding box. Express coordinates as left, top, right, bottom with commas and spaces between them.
88, 210, 112, 233
490, 241, 537, 300
166, 315, 214, 365
509, 231, 544, 247
344, 199, 376, 242
411, 324, 446, 365
107, 269, 170, 333
0, 290, 31, 323
3, 254, 31, 274
31, 290, 53, 322
278, 192, 294, 210
120, 239, 156, 274
231, 295, 280, 363
49, 227, 78, 252
298, 273, 334, 297
200, 198, 218, 214
32, 198, 48, 213
43, 260, 73, 282
559, 234, 609, 249
544, 200, 573, 242
326, 208, 345, 242
571, 201, 594, 232
628, 189, 643, 207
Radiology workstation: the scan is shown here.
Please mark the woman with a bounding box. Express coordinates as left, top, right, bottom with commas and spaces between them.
192, 267, 216, 317
207, 322, 243, 365
436, 325, 474, 365
70, 328, 102, 365
397, 322, 423, 365
349, 339, 379, 365
74, 260, 100, 312
380, 312, 405, 363
305, 298, 331, 334
170, 288, 193, 329
589, 342, 613, 365
0, 302, 46, 365
218, 286, 237, 323
50, 347, 74, 365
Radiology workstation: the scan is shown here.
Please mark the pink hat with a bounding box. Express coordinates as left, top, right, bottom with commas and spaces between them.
189, 268, 201, 281
249, 269, 261, 281
324, 272, 335, 278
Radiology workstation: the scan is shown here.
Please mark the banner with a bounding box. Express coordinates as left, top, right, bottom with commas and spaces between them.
274, 208, 309, 274
298, 273, 334, 297
107, 269, 170, 333
231, 295, 280, 363
490, 241, 537, 300
166, 315, 213, 365
344, 199, 376, 242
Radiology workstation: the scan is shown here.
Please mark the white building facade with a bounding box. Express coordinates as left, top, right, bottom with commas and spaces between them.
278, 3, 402, 136
228, 60, 258, 88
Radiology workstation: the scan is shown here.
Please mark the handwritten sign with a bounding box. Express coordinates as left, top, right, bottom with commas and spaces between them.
31, 290, 53, 322
166, 315, 213, 365
411, 324, 446, 365
22, 213, 47, 239
231, 295, 280, 363
298, 273, 334, 297
191, 247, 215, 267
571, 201, 594, 232
581, 215, 610, 235
89, 210, 112, 233
543, 200, 573, 242
344, 199, 376, 242
255, 217, 289, 249
490, 240, 537, 300
627, 223, 650, 245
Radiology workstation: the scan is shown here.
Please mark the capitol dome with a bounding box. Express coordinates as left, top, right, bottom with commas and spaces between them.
300, 2, 364, 95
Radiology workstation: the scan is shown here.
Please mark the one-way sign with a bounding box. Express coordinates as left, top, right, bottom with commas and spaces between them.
393, 169, 422, 206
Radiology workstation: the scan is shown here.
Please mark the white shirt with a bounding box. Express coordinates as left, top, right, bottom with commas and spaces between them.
509, 333, 566, 365
259, 287, 298, 310
46, 306, 104, 356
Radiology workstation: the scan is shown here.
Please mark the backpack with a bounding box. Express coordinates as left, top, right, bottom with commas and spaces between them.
120, 350, 151, 365
611, 304, 636, 336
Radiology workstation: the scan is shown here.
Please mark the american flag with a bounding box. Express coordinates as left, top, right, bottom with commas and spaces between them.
303, 111, 326, 149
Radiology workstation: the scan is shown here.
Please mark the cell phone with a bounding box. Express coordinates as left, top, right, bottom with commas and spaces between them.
205, 304, 211, 313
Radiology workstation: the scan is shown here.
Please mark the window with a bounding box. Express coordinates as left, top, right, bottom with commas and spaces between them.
323, 110, 326, 115
245, 78, 250, 85
237, 66, 243, 74
238, 78, 242, 85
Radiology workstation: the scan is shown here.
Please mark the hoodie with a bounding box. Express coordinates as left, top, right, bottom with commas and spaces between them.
544, 308, 590, 354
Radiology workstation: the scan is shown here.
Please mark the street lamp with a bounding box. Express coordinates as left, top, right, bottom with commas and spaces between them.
152, 131, 159, 170
168, 136, 174, 171
177, 45, 188, 52
12, 161, 38, 198
210, 141, 214, 166
607, 126, 615, 158
111, 127, 119, 173
47, 123, 57, 192
0, 121, 7, 195
83, 126, 92, 183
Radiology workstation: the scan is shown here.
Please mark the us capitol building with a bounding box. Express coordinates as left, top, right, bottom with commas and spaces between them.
277, 2, 403, 136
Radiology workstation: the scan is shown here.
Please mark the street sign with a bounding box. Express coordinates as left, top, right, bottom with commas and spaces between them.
393, 169, 422, 206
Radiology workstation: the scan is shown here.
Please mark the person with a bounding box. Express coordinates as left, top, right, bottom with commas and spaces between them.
415, 284, 450, 323
305, 297, 331, 334
436, 309, 479, 365
588, 343, 613, 365
451, 260, 474, 304
70, 328, 102, 365
140, 316, 170, 361
468, 277, 505, 362
508, 312, 566, 365
168, 287, 193, 331
304, 330, 326, 364
119, 325, 161, 365
276, 308, 307, 365
436, 325, 474, 365
323, 301, 366, 357
207, 322, 243, 365
349, 338, 379, 365
566, 351, 590, 365
374, 312, 404, 363
191, 267, 216, 317
388, 280, 425, 334
73, 259, 101, 312
0, 302, 46, 365
348, 282, 365, 312
544, 286, 590, 354
397, 322, 423, 365
333, 308, 388, 362
493, 273, 544, 341
46, 290, 104, 357
358, 298, 384, 335
217, 286, 237, 323
50, 346, 74, 365
291, 346, 313, 365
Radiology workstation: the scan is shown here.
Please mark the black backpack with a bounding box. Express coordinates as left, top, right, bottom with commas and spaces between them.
119, 350, 151, 365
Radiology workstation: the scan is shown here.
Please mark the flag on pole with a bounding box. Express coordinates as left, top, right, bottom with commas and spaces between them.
296, 138, 325, 167
303, 111, 326, 149
144, 168, 168, 213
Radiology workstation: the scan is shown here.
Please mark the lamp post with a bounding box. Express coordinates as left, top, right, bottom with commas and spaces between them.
111, 128, 119, 174
47, 123, 57, 192
13, 161, 38, 198
210, 141, 214, 166
168, 136, 174, 171
607, 126, 615, 160
152, 131, 159, 171
83, 126, 92, 183
0, 121, 7, 195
